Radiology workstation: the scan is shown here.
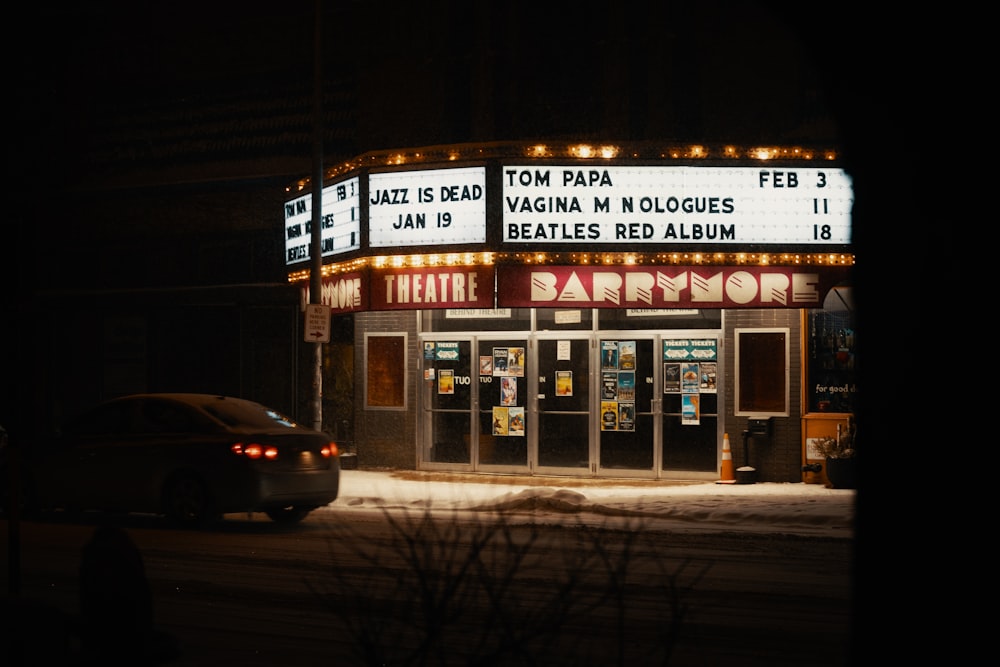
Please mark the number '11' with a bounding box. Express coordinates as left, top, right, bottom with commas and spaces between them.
812, 198, 829, 214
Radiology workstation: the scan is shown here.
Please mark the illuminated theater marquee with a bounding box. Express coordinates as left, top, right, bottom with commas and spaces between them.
369, 166, 487, 248
496, 265, 844, 309
284, 177, 360, 264
370, 266, 495, 310
502, 166, 852, 245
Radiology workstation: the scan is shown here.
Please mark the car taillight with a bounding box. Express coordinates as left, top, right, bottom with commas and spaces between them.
231, 443, 278, 460
321, 442, 339, 458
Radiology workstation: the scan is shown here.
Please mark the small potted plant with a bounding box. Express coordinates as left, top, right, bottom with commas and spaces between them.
813, 422, 857, 489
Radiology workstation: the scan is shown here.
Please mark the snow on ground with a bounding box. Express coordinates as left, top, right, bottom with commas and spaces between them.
327, 469, 856, 537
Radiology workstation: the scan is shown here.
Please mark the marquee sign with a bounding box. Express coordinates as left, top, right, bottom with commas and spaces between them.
368, 166, 487, 248
369, 265, 495, 310
298, 264, 850, 312
299, 270, 368, 315
496, 265, 850, 309
284, 176, 360, 265
501, 166, 852, 245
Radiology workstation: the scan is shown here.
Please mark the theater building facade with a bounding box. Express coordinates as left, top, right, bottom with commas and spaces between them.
286, 142, 856, 484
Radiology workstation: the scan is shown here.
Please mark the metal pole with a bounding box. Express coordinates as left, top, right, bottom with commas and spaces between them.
309, 0, 323, 432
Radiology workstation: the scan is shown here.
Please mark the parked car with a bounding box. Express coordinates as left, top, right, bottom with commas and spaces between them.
1, 393, 341, 526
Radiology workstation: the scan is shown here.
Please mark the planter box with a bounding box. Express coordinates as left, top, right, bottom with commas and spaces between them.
825, 457, 856, 489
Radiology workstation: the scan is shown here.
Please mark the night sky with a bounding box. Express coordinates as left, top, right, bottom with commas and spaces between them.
12, 1, 866, 173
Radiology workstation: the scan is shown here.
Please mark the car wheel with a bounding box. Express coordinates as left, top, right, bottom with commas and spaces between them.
163, 473, 217, 527
264, 506, 312, 524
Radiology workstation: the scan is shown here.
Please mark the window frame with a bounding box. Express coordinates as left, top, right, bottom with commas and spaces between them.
734, 327, 789, 417
364, 332, 408, 411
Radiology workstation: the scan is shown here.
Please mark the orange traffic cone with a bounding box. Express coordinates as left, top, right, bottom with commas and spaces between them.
717, 432, 736, 484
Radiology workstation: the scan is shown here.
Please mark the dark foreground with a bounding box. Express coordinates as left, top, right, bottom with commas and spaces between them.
3, 508, 853, 666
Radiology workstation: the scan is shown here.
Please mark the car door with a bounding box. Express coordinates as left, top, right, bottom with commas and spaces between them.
40, 398, 140, 510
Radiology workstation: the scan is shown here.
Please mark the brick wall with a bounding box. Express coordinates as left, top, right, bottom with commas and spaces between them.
724, 309, 804, 482
354, 311, 419, 469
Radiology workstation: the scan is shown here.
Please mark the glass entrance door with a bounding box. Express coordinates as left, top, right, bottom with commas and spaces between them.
477, 338, 529, 470
661, 335, 720, 474
598, 337, 657, 475
536, 337, 591, 473
421, 339, 473, 465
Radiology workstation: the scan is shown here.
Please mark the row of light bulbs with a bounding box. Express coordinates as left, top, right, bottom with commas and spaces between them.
286, 251, 854, 283
286, 141, 838, 193
284, 140, 850, 284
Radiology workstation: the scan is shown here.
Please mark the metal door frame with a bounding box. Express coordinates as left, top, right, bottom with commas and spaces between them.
594, 332, 661, 479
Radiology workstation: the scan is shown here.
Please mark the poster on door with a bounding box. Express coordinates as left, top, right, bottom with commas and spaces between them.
700, 362, 718, 393
556, 371, 573, 397
492, 346, 525, 377
601, 341, 619, 370
438, 369, 454, 394
601, 400, 619, 431
492, 407, 509, 435
663, 363, 681, 393
681, 363, 700, 394
500, 376, 517, 406
509, 407, 525, 436
601, 372, 618, 400
618, 402, 635, 431
617, 371, 635, 401
682, 394, 700, 425
492, 405, 525, 436
619, 341, 636, 370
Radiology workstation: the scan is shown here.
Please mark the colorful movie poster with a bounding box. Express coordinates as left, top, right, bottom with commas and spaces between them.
601, 341, 619, 370
601, 400, 619, 431
618, 402, 635, 431
556, 371, 573, 396
492, 406, 509, 435
507, 347, 525, 377
682, 394, 700, 425
438, 369, 454, 394
500, 376, 517, 406
423, 342, 436, 359
700, 362, 717, 393
663, 363, 680, 393
681, 362, 700, 394
617, 371, 635, 401
602, 371, 618, 400
508, 407, 525, 436
619, 341, 636, 370
480, 355, 493, 375
493, 347, 509, 375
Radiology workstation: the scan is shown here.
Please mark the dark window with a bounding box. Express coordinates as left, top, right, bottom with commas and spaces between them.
69, 400, 136, 435
806, 287, 857, 414
366, 334, 406, 409
735, 329, 788, 416
138, 399, 202, 433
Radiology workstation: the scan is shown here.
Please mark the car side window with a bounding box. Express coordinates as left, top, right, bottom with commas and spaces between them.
138, 399, 201, 434
71, 401, 136, 436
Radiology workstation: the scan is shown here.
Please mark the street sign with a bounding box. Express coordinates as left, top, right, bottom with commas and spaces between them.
304, 303, 331, 343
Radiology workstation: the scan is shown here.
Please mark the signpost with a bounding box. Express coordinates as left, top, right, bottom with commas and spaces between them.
305, 303, 330, 343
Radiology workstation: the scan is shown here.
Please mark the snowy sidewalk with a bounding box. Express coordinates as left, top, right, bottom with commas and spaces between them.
328, 469, 856, 537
